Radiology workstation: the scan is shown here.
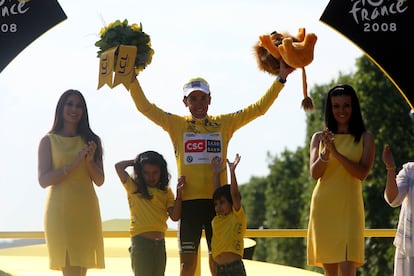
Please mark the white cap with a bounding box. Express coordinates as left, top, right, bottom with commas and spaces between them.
183, 77, 210, 97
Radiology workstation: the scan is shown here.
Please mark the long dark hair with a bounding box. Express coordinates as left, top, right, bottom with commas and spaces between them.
324, 84, 366, 142
132, 151, 170, 199
49, 89, 103, 161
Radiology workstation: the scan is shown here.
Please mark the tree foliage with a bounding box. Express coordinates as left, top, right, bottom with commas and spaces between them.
240, 55, 414, 275
264, 148, 307, 267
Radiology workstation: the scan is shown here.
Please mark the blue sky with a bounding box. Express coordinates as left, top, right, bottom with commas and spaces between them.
0, 0, 363, 231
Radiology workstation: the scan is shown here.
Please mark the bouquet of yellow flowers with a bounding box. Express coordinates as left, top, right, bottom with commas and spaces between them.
95, 19, 154, 73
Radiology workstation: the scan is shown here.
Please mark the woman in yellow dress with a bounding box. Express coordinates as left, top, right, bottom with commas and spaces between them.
38, 89, 105, 276
307, 84, 375, 276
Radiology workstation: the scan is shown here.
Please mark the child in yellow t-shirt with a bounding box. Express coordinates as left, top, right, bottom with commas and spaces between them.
115, 150, 185, 276
211, 154, 247, 276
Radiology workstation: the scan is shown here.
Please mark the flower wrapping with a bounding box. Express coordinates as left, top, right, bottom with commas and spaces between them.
95, 19, 154, 90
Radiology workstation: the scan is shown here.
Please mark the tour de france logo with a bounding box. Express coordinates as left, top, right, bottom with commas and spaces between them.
348, 0, 408, 33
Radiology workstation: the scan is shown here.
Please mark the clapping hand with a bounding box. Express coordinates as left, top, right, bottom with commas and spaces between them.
85, 141, 97, 163
382, 144, 396, 168
321, 128, 335, 152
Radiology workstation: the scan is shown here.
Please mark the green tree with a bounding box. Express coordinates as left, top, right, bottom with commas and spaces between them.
352, 56, 414, 275
264, 148, 307, 267
240, 176, 267, 229
239, 176, 268, 261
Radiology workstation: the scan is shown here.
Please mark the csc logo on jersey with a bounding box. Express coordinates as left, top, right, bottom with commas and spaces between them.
185, 139, 206, 153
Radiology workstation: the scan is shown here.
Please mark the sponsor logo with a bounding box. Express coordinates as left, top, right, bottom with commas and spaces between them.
185, 140, 205, 152
207, 140, 221, 153
186, 155, 194, 163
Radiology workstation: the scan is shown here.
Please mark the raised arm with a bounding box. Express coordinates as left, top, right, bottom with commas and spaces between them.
278, 58, 295, 82
382, 145, 398, 203
211, 156, 226, 191
227, 154, 241, 211
115, 159, 135, 184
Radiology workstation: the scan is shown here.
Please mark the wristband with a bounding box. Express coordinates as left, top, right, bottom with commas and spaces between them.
319, 153, 329, 163
276, 75, 286, 84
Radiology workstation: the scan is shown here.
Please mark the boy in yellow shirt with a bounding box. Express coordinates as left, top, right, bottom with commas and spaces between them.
211, 154, 246, 276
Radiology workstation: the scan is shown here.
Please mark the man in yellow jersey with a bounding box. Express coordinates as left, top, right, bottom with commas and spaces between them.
127, 60, 293, 275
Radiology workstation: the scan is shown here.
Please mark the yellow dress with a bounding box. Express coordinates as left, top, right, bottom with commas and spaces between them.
44, 134, 105, 270
307, 134, 365, 267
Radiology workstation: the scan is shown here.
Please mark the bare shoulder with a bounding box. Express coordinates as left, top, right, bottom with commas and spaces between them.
39, 134, 51, 146
363, 131, 375, 142
38, 135, 52, 161
362, 131, 376, 155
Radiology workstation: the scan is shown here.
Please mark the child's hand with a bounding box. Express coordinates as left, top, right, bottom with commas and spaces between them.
211, 156, 225, 175
176, 176, 185, 199
227, 153, 241, 172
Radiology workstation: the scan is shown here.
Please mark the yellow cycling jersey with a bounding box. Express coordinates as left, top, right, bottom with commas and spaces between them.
129, 79, 284, 200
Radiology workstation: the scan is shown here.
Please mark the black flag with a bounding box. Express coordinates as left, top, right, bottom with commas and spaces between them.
320, 0, 412, 109
0, 0, 67, 73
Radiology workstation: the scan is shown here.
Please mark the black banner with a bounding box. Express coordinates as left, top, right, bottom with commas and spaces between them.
320, 0, 412, 108
0, 0, 67, 73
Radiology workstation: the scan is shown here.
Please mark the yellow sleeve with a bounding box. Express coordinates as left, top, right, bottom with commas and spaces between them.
221, 79, 285, 129
123, 176, 138, 194
129, 78, 181, 131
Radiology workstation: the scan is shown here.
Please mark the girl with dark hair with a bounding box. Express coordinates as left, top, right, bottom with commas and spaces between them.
38, 89, 105, 275
307, 84, 376, 276
115, 150, 185, 276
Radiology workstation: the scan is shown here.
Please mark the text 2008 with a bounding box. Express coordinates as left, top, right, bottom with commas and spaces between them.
1, 23, 17, 33
363, 22, 397, 32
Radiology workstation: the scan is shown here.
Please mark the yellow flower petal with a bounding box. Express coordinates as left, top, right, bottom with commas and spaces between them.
131, 23, 140, 32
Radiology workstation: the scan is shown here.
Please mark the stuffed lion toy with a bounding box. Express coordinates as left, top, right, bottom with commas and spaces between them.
254, 28, 317, 111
